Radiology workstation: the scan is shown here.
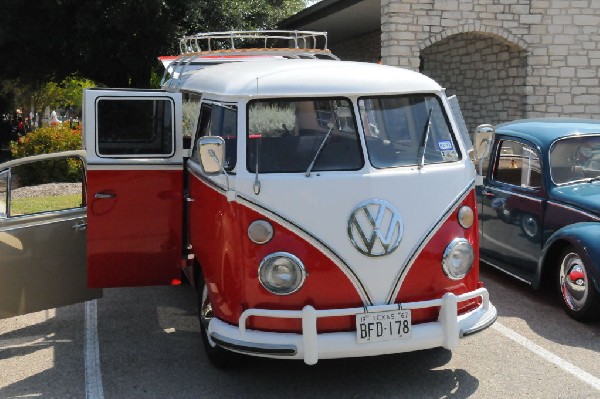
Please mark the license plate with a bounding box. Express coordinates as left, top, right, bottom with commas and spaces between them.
356, 309, 411, 343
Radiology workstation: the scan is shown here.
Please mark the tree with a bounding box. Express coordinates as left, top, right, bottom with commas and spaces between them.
1, 75, 95, 123
0, 0, 307, 116
0, 0, 307, 88
221, 0, 307, 30
59, 75, 96, 112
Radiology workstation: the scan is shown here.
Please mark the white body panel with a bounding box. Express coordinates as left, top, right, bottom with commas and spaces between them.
176, 60, 442, 97
83, 89, 183, 166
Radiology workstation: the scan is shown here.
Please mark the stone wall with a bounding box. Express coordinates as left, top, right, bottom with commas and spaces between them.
330, 31, 381, 63
421, 32, 527, 131
381, 0, 600, 129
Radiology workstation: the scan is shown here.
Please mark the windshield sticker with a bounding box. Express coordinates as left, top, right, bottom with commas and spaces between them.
438, 140, 454, 151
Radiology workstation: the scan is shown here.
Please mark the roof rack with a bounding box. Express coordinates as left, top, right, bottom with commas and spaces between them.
161, 30, 338, 87
179, 30, 330, 55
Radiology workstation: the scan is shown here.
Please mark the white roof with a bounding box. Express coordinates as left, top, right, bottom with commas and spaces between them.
175, 60, 442, 98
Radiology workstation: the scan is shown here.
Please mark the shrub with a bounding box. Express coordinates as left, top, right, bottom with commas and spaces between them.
9, 124, 83, 185
11, 124, 82, 158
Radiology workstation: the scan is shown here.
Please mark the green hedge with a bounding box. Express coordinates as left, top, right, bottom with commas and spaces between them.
10, 124, 83, 185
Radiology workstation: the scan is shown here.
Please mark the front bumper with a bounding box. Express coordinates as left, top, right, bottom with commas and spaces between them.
208, 288, 497, 365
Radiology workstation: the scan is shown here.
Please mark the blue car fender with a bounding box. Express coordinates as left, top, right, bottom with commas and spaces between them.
537, 222, 600, 292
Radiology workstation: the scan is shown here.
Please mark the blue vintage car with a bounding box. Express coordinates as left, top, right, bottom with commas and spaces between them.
478, 118, 600, 322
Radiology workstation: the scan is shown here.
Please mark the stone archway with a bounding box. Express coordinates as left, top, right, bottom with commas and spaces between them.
420, 32, 527, 132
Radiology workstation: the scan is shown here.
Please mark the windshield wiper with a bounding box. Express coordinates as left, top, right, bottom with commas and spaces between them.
417, 108, 433, 169
305, 114, 338, 177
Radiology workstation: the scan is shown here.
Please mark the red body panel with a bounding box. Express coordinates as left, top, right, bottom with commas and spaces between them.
87, 169, 183, 288
188, 175, 364, 333
395, 189, 481, 322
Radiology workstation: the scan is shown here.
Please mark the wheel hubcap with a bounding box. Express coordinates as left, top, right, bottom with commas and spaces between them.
560, 252, 589, 311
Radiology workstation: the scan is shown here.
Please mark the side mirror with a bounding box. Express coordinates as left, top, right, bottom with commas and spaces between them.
197, 136, 226, 175
471, 124, 495, 163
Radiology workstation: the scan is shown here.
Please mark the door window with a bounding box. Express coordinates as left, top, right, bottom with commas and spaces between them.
4, 156, 85, 217
96, 98, 174, 157
493, 141, 541, 188
192, 102, 237, 171
182, 93, 202, 149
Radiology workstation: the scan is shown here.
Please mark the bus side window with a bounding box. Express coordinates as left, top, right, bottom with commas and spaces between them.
193, 102, 237, 171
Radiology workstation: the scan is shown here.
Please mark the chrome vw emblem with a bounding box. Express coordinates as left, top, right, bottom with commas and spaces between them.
347, 199, 403, 257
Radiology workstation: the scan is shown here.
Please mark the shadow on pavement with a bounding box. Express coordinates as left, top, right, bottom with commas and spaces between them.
481, 263, 600, 352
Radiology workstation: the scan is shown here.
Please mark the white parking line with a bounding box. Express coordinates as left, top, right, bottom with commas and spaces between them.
492, 322, 600, 391
85, 300, 104, 399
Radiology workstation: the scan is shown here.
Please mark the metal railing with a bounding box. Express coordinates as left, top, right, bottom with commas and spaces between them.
161, 30, 337, 87
179, 30, 330, 54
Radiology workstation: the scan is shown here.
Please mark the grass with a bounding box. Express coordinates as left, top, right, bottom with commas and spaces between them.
11, 194, 83, 216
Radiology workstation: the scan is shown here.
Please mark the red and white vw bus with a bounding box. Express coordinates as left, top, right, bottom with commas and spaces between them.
0, 31, 496, 367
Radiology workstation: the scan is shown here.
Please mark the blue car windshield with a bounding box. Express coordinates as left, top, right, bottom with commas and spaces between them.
550, 135, 600, 184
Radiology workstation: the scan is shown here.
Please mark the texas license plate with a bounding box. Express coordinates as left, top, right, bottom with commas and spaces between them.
356, 309, 411, 343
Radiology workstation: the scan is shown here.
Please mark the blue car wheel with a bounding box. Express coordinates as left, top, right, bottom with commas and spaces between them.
558, 247, 600, 322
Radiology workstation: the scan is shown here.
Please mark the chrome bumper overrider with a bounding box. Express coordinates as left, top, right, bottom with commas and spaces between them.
208, 288, 497, 365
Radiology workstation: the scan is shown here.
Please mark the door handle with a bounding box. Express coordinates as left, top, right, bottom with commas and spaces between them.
72, 222, 87, 231
94, 192, 116, 199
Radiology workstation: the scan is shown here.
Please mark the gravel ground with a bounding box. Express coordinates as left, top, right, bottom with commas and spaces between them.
12, 182, 82, 199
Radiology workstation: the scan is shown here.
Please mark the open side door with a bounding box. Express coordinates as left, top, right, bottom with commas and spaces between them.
0, 151, 101, 319
84, 89, 184, 288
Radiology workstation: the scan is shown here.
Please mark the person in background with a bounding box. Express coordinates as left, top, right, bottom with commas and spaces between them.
50, 111, 61, 126
16, 117, 25, 136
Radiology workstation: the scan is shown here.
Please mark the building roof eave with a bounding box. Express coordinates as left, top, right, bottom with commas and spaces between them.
279, 0, 380, 45
279, 0, 366, 28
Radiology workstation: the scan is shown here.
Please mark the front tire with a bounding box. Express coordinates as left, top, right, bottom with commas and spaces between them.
198, 275, 238, 368
557, 247, 600, 322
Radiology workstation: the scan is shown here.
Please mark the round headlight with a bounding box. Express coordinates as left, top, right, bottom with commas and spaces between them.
457, 206, 474, 229
442, 238, 474, 280
258, 253, 306, 295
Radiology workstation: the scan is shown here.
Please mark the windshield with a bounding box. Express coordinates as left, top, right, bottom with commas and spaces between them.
550, 135, 600, 184
358, 95, 460, 168
247, 98, 363, 173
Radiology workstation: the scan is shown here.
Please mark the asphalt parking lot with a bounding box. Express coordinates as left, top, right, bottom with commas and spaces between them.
1, 265, 599, 399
